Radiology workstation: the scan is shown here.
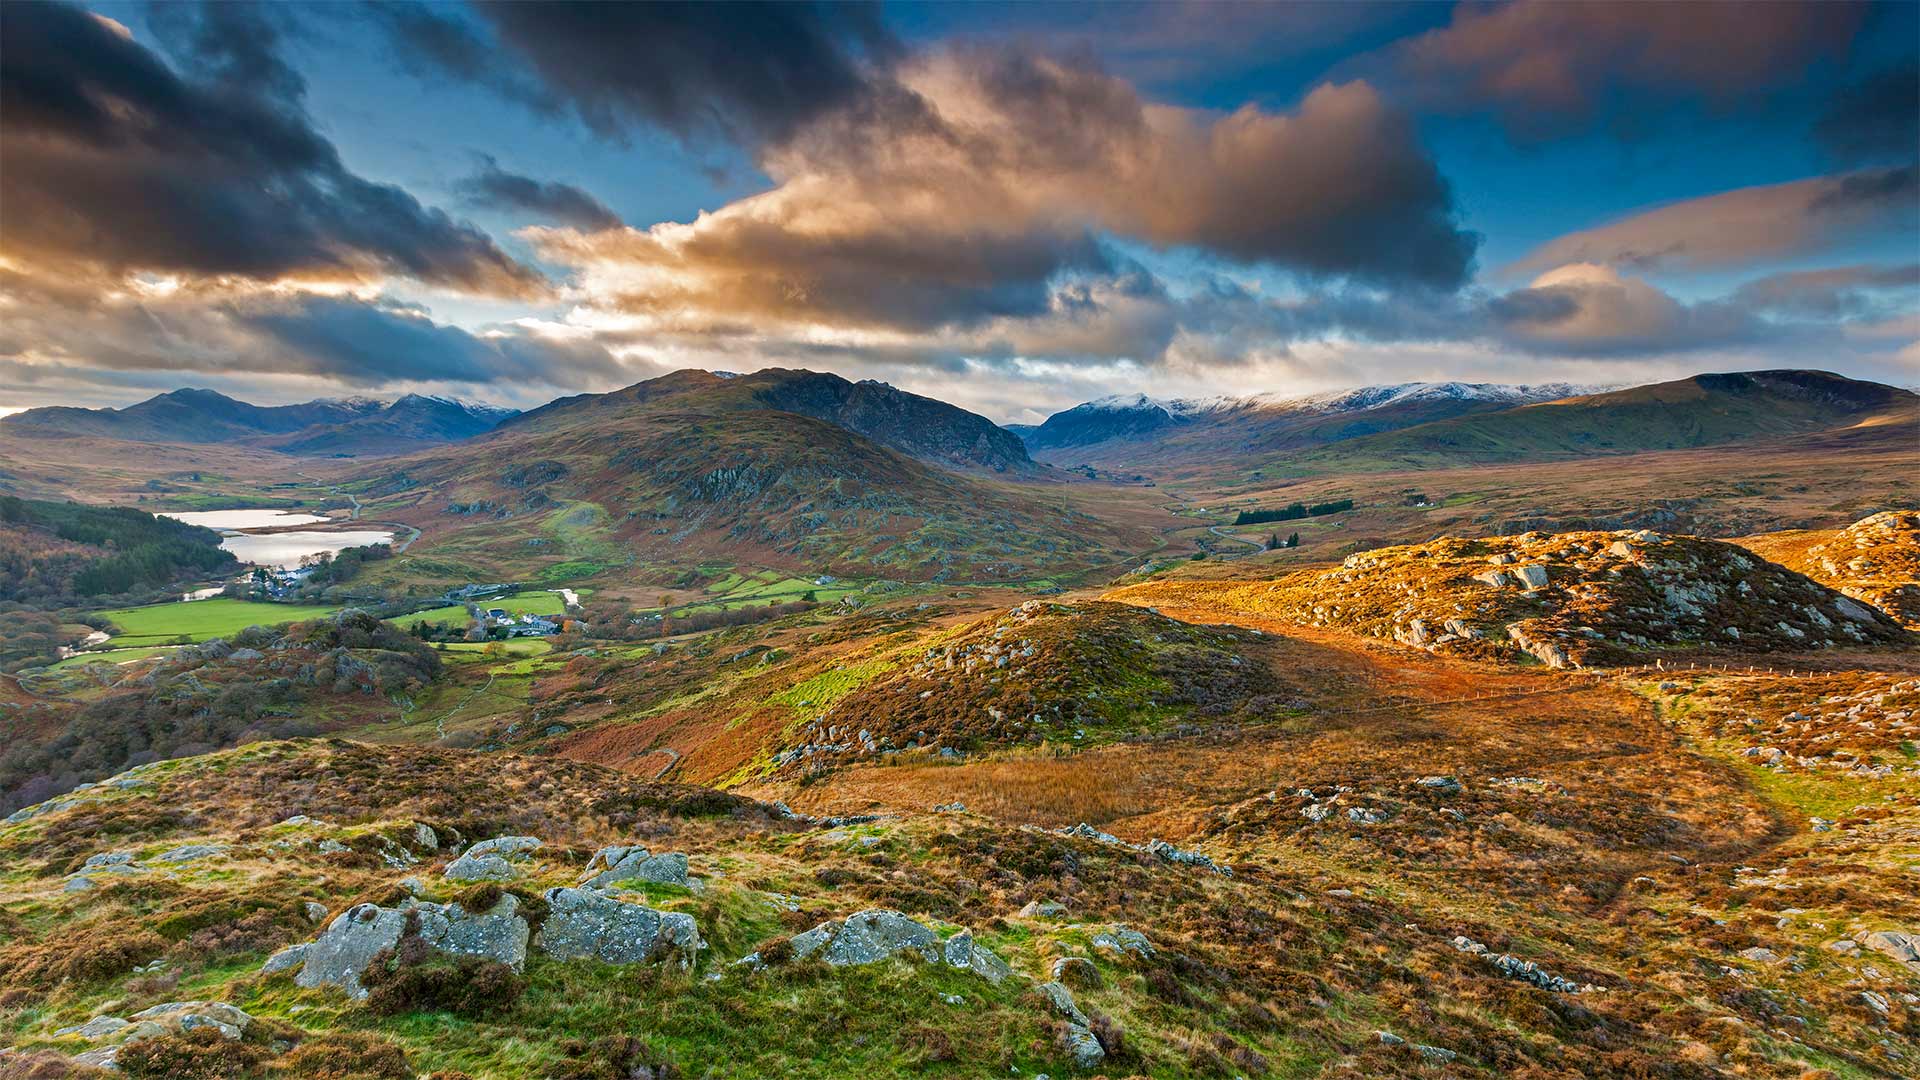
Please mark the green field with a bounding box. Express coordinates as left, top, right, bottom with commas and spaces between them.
659, 569, 861, 616
393, 591, 576, 629
43, 645, 178, 671
97, 597, 339, 645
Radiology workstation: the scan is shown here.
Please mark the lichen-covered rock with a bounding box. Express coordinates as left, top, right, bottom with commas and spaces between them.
1050, 955, 1101, 988
941, 931, 1011, 984
536, 886, 702, 968
581, 845, 690, 889
1091, 925, 1154, 960
444, 835, 542, 881
788, 909, 941, 966
293, 895, 529, 997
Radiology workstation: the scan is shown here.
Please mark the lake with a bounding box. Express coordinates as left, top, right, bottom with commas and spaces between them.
160, 509, 331, 530
222, 529, 396, 569
159, 509, 394, 568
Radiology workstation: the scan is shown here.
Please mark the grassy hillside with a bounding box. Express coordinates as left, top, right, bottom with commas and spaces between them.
1273, 371, 1917, 473
351, 391, 1147, 586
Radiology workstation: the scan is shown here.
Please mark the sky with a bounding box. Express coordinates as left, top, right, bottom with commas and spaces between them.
2, 1, 1917, 424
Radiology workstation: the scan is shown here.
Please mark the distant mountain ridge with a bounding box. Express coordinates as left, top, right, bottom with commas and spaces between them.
1292, 370, 1919, 468
1019, 379, 1605, 469
2, 389, 518, 456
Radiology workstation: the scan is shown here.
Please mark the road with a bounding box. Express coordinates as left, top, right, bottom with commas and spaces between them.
1208, 524, 1265, 553
300, 472, 419, 552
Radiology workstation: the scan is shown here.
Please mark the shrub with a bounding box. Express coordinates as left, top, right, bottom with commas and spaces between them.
361, 929, 524, 1017
0, 926, 169, 989
118, 1027, 266, 1079
549, 1036, 679, 1080
278, 1032, 411, 1080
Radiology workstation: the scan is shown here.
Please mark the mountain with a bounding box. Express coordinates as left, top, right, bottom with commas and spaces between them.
1019, 380, 1598, 471
507, 368, 1035, 473
0, 388, 381, 443
363, 373, 1142, 580
1286, 370, 1917, 470
252, 394, 520, 457
0, 389, 518, 456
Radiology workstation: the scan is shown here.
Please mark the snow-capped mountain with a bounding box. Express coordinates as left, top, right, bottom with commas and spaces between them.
1014, 380, 1619, 470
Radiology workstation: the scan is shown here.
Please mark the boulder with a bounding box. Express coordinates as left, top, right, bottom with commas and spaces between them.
536, 886, 702, 968
1416, 776, 1463, 795
1050, 955, 1101, 988
294, 896, 529, 998
941, 931, 1012, 984
153, 843, 227, 864
1514, 565, 1550, 590
54, 1016, 131, 1040
1859, 930, 1920, 968
788, 909, 941, 966
1037, 980, 1088, 1026
1091, 926, 1154, 960
262, 943, 309, 974
128, 1001, 254, 1042
1061, 1024, 1105, 1069
582, 846, 691, 889
444, 835, 542, 881
1018, 900, 1067, 919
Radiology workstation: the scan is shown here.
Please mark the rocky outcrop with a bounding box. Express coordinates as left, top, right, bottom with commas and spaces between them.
290, 895, 529, 998
580, 845, 690, 889
59, 1001, 257, 1070
443, 835, 541, 881
536, 887, 702, 968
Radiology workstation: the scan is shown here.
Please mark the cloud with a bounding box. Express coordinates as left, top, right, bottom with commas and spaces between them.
0, 269, 621, 393
1815, 60, 1920, 166
455, 157, 623, 231
1382, 0, 1865, 139
1487, 263, 1760, 355
379, 0, 899, 148
1508, 167, 1920, 275
0, 1, 542, 296
527, 49, 1475, 355
1730, 264, 1920, 319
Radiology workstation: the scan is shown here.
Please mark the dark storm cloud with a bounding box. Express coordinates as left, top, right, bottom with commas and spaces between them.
454, 157, 623, 231
0, 1, 542, 295
377, 0, 900, 147
356, 1, 556, 111
232, 295, 623, 385
1379, 0, 1866, 141
1815, 61, 1920, 166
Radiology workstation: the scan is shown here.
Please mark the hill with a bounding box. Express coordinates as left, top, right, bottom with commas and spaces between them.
1, 390, 381, 444
1019, 381, 1595, 472
355, 385, 1142, 583
1737, 510, 1920, 629
507, 368, 1035, 474
0, 496, 236, 605
1, 390, 517, 457
1112, 526, 1912, 668
1277, 370, 1917, 472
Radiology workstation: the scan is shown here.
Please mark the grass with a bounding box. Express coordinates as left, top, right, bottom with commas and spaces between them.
42, 646, 176, 671
393, 592, 569, 629
96, 597, 339, 645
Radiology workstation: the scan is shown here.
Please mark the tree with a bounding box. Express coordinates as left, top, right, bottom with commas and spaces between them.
802, 590, 818, 602
1267, 533, 1280, 550
1286, 532, 1300, 548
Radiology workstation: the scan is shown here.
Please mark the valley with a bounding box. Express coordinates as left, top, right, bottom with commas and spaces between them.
1, 367, 1916, 1080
